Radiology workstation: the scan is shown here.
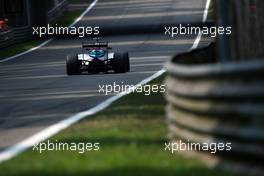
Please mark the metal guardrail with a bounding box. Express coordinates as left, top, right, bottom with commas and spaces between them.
0, 30, 14, 48
165, 43, 264, 175
13, 25, 32, 41
0, 0, 68, 50
0, 26, 32, 49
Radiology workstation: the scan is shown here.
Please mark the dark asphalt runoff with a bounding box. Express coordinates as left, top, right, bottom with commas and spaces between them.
0, 0, 208, 150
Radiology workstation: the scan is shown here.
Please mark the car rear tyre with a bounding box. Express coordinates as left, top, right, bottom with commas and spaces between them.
66, 54, 81, 75
113, 52, 130, 73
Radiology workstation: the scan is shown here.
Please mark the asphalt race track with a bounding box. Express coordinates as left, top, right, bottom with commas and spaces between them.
0, 0, 208, 151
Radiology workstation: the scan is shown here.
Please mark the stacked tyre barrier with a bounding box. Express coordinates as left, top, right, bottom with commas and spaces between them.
165, 43, 264, 175
13, 26, 32, 42
0, 1, 67, 50
0, 26, 32, 50
0, 30, 13, 48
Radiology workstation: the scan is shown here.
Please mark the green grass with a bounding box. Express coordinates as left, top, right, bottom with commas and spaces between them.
0, 75, 238, 176
208, 0, 215, 21
52, 10, 83, 26
0, 9, 83, 60
0, 40, 44, 59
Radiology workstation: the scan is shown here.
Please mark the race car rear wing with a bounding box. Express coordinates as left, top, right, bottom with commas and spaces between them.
82, 41, 108, 48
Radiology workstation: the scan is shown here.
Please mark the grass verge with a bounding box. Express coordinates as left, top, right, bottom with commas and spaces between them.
0, 9, 83, 60
0, 40, 45, 60
0, 74, 238, 176
208, 0, 215, 21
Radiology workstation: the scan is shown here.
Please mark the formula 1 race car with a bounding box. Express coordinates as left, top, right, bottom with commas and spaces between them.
66, 39, 130, 75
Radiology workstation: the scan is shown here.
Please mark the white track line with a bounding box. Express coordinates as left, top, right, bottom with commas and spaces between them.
0, 0, 211, 163
0, 39, 53, 63
202, 0, 211, 23
190, 33, 202, 50
0, 69, 165, 163
0, 0, 98, 63
191, 0, 211, 50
